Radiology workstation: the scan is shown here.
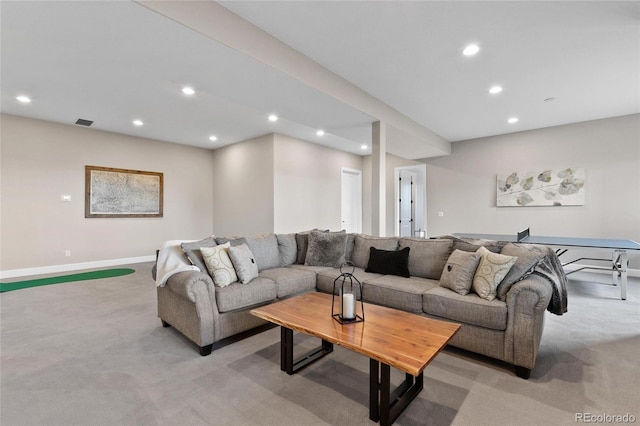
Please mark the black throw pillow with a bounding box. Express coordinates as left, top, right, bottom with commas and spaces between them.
365, 247, 411, 278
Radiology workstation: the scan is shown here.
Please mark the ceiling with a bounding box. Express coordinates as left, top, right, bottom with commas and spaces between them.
2, 1, 638, 160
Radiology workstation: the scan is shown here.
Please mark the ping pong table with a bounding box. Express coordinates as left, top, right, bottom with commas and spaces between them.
453, 229, 640, 300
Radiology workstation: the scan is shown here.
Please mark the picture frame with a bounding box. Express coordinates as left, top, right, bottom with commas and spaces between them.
85, 165, 163, 218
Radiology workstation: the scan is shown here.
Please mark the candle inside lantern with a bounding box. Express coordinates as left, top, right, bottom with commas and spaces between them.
342, 292, 356, 320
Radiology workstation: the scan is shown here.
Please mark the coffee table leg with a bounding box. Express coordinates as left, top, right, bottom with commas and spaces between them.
280, 326, 333, 375
370, 359, 424, 426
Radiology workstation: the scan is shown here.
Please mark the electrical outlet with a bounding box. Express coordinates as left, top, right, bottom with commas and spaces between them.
438, 211, 444, 217
61, 195, 71, 202
65, 250, 71, 257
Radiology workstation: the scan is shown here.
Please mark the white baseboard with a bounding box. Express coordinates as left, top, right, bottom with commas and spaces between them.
564, 263, 640, 278
0, 255, 155, 280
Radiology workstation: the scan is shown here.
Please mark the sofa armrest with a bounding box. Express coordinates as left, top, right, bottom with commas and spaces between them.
504, 274, 554, 375
506, 274, 553, 316
165, 271, 216, 306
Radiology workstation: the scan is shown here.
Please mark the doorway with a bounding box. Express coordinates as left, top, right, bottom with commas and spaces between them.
394, 164, 427, 237
398, 170, 416, 237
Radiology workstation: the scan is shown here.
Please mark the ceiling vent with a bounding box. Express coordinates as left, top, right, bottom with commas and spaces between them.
75, 118, 94, 127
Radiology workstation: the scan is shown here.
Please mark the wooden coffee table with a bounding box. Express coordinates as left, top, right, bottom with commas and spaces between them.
251, 292, 460, 426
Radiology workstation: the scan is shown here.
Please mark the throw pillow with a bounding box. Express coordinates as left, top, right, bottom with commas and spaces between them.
304, 231, 348, 268
201, 243, 238, 287
439, 249, 482, 295
180, 236, 217, 273
365, 247, 411, 278
228, 244, 259, 284
472, 246, 517, 301
496, 243, 547, 300
295, 229, 331, 264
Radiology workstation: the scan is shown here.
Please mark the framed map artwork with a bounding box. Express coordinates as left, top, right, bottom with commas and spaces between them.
85, 165, 163, 218
496, 167, 585, 207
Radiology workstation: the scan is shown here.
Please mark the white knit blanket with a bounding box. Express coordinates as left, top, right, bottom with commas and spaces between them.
155, 240, 200, 287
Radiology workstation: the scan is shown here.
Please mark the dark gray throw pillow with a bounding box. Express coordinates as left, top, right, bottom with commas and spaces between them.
365, 247, 411, 278
180, 236, 217, 272
304, 231, 348, 268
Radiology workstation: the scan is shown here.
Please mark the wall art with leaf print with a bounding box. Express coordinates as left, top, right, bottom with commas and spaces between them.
496, 168, 585, 207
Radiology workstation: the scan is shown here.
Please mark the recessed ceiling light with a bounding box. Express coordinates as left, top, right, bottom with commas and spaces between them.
316, 130, 325, 136
181, 87, 195, 95
361, 144, 368, 150
508, 117, 519, 124
489, 86, 503, 94
209, 135, 218, 141
268, 114, 278, 122
463, 44, 480, 56
133, 119, 144, 126
16, 95, 31, 103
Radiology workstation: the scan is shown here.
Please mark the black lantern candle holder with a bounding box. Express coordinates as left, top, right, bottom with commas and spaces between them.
332, 262, 364, 324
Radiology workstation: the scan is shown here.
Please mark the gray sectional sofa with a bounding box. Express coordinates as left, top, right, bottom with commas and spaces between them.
154, 231, 567, 379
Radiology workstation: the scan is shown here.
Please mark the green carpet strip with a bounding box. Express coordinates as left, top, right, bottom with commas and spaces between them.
0, 268, 136, 292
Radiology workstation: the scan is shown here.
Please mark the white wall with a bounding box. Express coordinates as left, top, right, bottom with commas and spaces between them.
0, 114, 215, 273
423, 114, 640, 268
362, 152, 423, 236
211, 134, 275, 237
273, 134, 362, 233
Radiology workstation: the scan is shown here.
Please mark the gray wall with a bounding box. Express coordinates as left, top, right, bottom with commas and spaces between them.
0, 114, 215, 272
424, 114, 640, 268
211, 134, 275, 237
273, 134, 363, 233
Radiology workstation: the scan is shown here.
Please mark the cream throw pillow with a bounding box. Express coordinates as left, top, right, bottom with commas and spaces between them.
472, 246, 517, 301
201, 243, 237, 287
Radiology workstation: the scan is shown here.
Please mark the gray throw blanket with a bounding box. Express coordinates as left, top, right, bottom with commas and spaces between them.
532, 247, 568, 315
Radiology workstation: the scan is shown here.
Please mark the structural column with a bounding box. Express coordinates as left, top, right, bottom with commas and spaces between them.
371, 121, 386, 236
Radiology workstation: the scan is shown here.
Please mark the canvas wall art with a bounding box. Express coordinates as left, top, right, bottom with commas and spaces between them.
497, 167, 585, 207
85, 165, 163, 217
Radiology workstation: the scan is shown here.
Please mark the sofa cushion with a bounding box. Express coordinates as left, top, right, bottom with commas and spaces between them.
364, 275, 439, 313
365, 247, 410, 277
201, 243, 238, 287
215, 278, 277, 313
316, 266, 380, 297
472, 246, 517, 301
305, 231, 348, 267
228, 243, 259, 284
259, 267, 317, 298
437, 235, 505, 253
215, 236, 248, 246
497, 243, 546, 301
180, 236, 216, 273
398, 238, 453, 279
351, 235, 399, 269
287, 264, 335, 274
439, 249, 482, 295
277, 233, 297, 266
345, 234, 356, 262
424, 286, 508, 331
246, 234, 281, 272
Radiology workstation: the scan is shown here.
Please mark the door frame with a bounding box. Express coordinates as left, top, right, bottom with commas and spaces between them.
341, 167, 362, 233
394, 164, 427, 237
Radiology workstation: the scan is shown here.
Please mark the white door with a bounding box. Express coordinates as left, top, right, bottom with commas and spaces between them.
399, 170, 416, 237
341, 168, 362, 233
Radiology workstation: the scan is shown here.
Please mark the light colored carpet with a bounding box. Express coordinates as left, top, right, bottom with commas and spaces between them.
1, 262, 638, 425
